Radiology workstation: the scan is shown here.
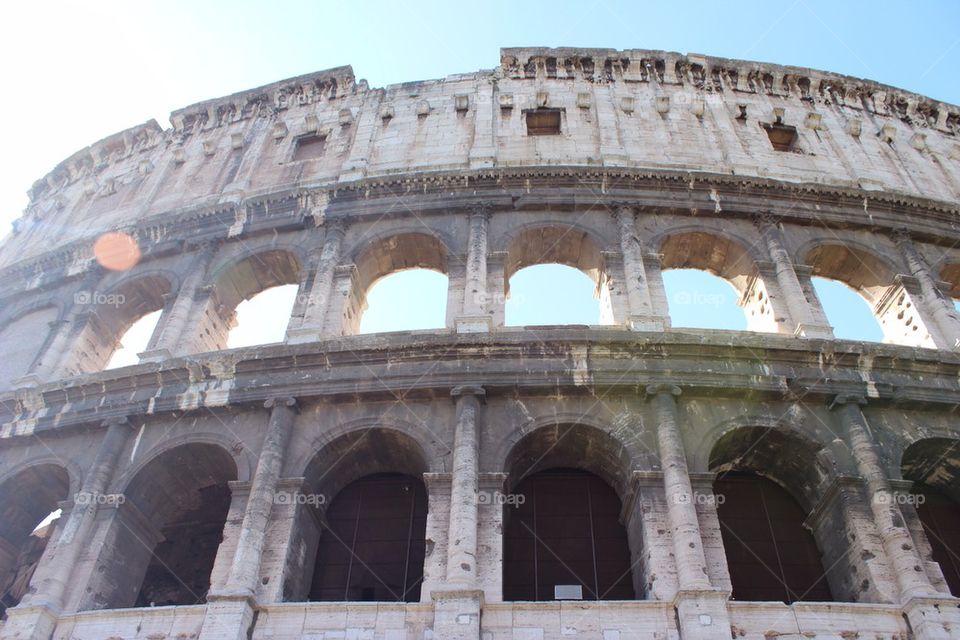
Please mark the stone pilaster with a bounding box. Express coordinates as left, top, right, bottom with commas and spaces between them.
646, 385, 731, 640
286, 222, 347, 343
893, 230, 960, 350
830, 395, 936, 601
1, 417, 133, 640
476, 472, 508, 603
612, 205, 667, 331
141, 243, 217, 361
445, 386, 484, 586
756, 215, 833, 338
456, 205, 493, 333
199, 397, 298, 640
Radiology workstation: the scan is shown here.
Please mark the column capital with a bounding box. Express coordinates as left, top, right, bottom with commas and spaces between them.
645, 383, 682, 398
610, 202, 637, 219
830, 393, 868, 410
468, 202, 494, 220
323, 217, 349, 238
100, 415, 132, 429
451, 385, 486, 402
752, 210, 784, 229
891, 227, 913, 246
264, 396, 299, 412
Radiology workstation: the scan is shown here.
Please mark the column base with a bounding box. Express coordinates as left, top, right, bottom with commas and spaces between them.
431, 589, 483, 640
138, 348, 172, 363
627, 314, 668, 332
285, 326, 322, 345
0, 603, 60, 640
455, 315, 493, 334
794, 322, 833, 339
672, 589, 732, 640
902, 595, 960, 640
198, 593, 257, 640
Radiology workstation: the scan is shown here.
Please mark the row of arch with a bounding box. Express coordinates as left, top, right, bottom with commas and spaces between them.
3, 221, 957, 388
1, 422, 957, 614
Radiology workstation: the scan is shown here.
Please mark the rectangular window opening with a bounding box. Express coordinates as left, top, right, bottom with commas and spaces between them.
762, 122, 798, 152
292, 134, 327, 161
525, 109, 562, 136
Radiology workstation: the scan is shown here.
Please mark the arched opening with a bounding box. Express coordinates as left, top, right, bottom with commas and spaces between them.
901, 437, 960, 596
106, 309, 162, 369
193, 250, 301, 353
64, 274, 171, 375
91, 444, 236, 609
227, 284, 298, 348
359, 269, 448, 333
715, 471, 833, 603
662, 269, 747, 331
810, 277, 883, 342
660, 232, 778, 333
710, 427, 837, 603
504, 227, 614, 327
290, 428, 430, 603
0, 307, 59, 389
506, 264, 600, 326
0, 464, 70, 618
502, 424, 636, 601
503, 468, 632, 601
347, 233, 449, 335
309, 473, 427, 602
807, 243, 932, 346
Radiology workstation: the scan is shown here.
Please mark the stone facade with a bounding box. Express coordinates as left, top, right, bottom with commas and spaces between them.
0, 47, 958, 640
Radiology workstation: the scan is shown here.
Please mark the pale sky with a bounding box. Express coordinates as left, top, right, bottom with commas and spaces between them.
5, 0, 957, 358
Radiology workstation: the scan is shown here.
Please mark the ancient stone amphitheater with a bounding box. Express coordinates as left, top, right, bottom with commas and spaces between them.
0, 47, 958, 640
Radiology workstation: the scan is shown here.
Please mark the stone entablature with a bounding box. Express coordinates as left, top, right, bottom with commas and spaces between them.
4, 47, 959, 270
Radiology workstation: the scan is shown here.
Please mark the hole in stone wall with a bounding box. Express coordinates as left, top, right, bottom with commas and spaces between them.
358, 269, 448, 334
762, 122, 798, 151
525, 109, 562, 135
506, 264, 600, 326
811, 277, 883, 342
227, 284, 298, 349
292, 134, 327, 161
105, 309, 162, 369
662, 269, 747, 331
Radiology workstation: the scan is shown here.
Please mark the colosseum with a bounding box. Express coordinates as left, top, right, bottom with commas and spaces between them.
0, 46, 958, 640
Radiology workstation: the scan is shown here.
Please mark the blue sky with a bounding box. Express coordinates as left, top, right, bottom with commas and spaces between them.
3, 1, 957, 355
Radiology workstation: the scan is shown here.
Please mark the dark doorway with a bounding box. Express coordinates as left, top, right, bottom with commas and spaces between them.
914, 484, 960, 596
715, 472, 833, 603
135, 483, 231, 606
309, 473, 426, 602
503, 468, 634, 601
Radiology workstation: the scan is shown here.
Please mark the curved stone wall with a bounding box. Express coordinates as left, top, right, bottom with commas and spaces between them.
0, 48, 958, 640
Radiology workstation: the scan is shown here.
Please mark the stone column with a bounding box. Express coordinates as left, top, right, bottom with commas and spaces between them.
755, 215, 833, 338
199, 397, 297, 640
445, 386, 484, 586
25, 270, 103, 382
893, 231, 960, 349
612, 205, 667, 331
286, 222, 347, 344
830, 395, 935, 601
647, 384, 731, 640
141, 243, 216, 361
431, 386, 485, 640
1, 417, 133, 640
456, 206, 493, 333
